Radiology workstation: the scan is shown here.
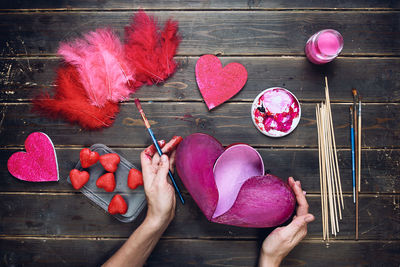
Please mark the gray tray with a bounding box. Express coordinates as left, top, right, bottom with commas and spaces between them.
68, 144, 147, 223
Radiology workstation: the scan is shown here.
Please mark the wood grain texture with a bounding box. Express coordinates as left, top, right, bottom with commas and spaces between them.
1, 57, 400, 103
0, 193, 399, 240
0, 12, 399, 56
0, 1, 399, 266
1, 0, 399, 10
1, 102, 399, 148
0, 238, 399, 266
1, 148, 399, 194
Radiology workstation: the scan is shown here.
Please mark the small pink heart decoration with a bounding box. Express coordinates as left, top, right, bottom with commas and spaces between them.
195, 54, 248, 110
7, 132, 59, 182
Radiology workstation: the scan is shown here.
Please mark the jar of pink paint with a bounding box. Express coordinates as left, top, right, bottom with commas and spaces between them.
305, 29, 343, 64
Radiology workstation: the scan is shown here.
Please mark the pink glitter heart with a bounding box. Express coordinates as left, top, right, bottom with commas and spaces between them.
195, 55, 248, 110
7, 132, 59, 182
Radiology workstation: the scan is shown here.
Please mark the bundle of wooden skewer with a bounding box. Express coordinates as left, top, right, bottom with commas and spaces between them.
316, 77, 344, 241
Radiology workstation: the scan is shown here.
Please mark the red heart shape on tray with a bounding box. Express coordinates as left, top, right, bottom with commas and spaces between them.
176, 133, 295, 228
108, 194, 128, 215
80, 148, 100, 168
7, 132, 59, 182
195, 54, 248, 110
99, 153, 120, 173
96, 173, 116, 192
69, 169, 90, 190
128, 169, 143, 190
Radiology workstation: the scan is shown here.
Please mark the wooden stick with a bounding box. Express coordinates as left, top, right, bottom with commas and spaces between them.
321, 104, 336, 235
358, 99, 362, 192
356, 99, 361, 240
325, 77, 344, 210
356, 172, 359, 240
325, 104, 339, 234
319, 104, 330, 240
327, 113, 340, 231
351, 90, 360, 240
322, 84, 339, 233
316, 105, 326, 240
354, 113, 358, 195
323, 79, 340, 236
324, 130, 330, 242
324, 89, 342, 223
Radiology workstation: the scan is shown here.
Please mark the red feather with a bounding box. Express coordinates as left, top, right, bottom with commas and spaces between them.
33, 65, 120, 130
124, 11, 180, 87
58, 28, 135, 107
160, 19, 180, 77
33, 11, 180, 130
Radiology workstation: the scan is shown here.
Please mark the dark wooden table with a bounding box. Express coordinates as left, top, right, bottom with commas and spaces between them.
1, 1, 399, 266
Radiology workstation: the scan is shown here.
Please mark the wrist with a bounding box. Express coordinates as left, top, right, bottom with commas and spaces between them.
144, 214, 172, 232
259, 250, 282, 267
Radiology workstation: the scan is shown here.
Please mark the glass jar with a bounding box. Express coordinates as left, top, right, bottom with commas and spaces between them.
305, 29, 343, 64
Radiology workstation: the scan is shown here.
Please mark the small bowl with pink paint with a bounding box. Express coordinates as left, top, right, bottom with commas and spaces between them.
251, 88, 301, 137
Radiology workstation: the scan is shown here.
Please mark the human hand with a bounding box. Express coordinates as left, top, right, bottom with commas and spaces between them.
102, 137, 182, 267
140, 137, 182, 230
259, 177, 315, 267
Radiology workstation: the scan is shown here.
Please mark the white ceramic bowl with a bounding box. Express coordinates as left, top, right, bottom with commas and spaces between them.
251, 87, 301, 137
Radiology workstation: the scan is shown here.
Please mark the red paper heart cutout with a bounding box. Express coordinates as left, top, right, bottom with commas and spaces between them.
128, 169, 143, 190
96, 173, 116, 192
7, 132, 59, 182
69, 169, 90, 190
195, 54, 248, 110
99, 153, 120, 173
108, 194, 128, 215
80, 148, 100, 168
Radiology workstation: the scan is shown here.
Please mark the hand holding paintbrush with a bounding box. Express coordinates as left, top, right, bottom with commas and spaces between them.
134, 98, 185, 204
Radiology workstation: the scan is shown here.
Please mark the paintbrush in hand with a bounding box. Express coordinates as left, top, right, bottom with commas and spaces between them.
134, 98, 185, 204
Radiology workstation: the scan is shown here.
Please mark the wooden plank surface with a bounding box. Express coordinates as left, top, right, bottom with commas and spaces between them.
1, 102, 399, 148
1, 0, 400, 10
1, 148, 399, 194
0, 238, 399, 267
1, 1, 399, 266
0, 12, 399, 56
1, 57, 400, 103
0, 193, 399, 240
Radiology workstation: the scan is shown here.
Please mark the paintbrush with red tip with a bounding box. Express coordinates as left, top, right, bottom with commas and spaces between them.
134, 98, 185, 204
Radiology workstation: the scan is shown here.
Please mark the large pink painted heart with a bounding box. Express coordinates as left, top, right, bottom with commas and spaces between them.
195, 55, 248, 110
176, 133, 295, 228
7, 132, 59, 182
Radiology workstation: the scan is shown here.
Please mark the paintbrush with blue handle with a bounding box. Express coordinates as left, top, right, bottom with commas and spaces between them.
134, 98, 185, 204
